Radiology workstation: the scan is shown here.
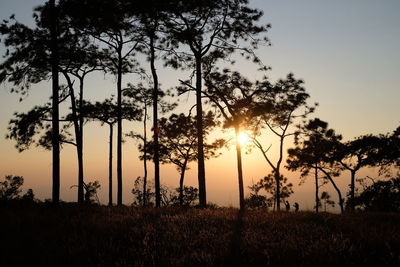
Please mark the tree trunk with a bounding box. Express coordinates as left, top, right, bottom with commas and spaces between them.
235, 126, 245, 210
350, 170, 356, 212
142, 103, 148, 206
116, 47, 123, 206
275, 135, 285, 212
195, 55, 206, 208
275, 170, 281, 211
149, 34, 161, 207
315, 164, 319, 213
179, 160, 188, 206
319, 167, 344, 213
50, 0, 60, 204
78, 77, 85, 204
108, 123, 113, 206
63, 72, 83, 203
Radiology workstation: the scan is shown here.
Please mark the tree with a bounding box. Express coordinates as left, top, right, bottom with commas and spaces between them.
0, 175, 24, 201
49, 0, 60, 204
353, 176, 400, 212
0, 175, 34, 202
335, 134, 382, 211
202, 69, 272, 209
62, 0, 143, 205
287, 118, 345, 213
83, 98, 141, 206
84, 181, 101, 204
320, 191, 335, 212
124, 83, 176, 206
0, 1, 62, 203
1, 1, 104, 203
143, 112, 225, 206
250, 73, 314, 211
166, 0, 269, 207
170, 186, 199, 206
131, 176, 155, 206
124, 84, 153, 206
130, 0, 174, 208
252, 173, 294, 210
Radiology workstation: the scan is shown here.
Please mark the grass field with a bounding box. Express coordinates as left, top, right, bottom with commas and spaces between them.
1, 204, 399, 266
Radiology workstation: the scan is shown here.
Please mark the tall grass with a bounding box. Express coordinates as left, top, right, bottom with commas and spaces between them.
1, 204, 399, 266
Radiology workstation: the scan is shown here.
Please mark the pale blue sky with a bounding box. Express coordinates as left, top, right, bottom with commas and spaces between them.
0, 0, 399, 208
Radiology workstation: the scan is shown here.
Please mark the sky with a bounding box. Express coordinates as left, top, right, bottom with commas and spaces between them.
0, 0, 399, 210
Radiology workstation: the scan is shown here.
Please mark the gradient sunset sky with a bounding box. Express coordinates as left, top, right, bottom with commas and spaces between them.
1, 0, 399, 209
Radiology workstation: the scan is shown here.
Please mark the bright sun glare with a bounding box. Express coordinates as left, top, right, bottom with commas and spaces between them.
238, 132, 250, 146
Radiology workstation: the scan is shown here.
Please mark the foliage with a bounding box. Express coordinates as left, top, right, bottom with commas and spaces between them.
287, 118, 344, 212
0, 175, 24, 200
144, 112, 225, 166
244, 194, 269, 209
84, 181, 101, 204
82, 98, 142, 126
0, 175, 35, 202
353, 177, 400, 212
164, 0, 270, 68
320, 191, 335, 212
169, 186, 199, 207
249, 173, 293, 209
132, 176, 156, 206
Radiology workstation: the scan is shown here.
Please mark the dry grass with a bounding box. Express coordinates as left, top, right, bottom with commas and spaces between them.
1, 204, 399, 266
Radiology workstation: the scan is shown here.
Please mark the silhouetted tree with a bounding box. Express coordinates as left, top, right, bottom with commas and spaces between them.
167, 0, 269, 207
250, 73, 314, 211
132, 176, 155, 206
124, 84, 153, 206
253, 173, 294, 210
83, 98, 141, 206
62, 0, 143, 205
84, 181, 101, 204
336, 134, 389, 211
287, 118, 344, 213
0, 2, 104, 203
124, 83, 176, 206
320, 191, 335, 212
0, 175, 34, 202
201, 69, 272, 209
353, 176, 400, 212
130, 0, 175, 208
0, 1, 63, 203
244, 181, 269, 209
144, 112, 225, 206
0, 175, 24, 201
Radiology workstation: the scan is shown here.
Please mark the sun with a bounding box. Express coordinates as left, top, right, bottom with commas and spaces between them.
237, 132, 250, 146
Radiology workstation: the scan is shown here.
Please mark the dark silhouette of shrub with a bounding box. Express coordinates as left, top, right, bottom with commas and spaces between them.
353, 177, 400, 212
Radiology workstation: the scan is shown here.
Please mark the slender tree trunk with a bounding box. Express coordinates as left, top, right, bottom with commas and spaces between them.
108, 123, 113, 206
319, 167, 344, 213
179, 160, 188, 206
50, 0, 60, 204
350, 170, 356, 212
235, 126, 245, 210
275, 136, 285, 212
149, 35, 161, 207
275, 170, 281, 211
78, 77, 85, 203
63, 73, 83, 203
315, 164, 319, 213
142, 103, 148, 206
195, 55, 206, 207
117, 47, 123, 206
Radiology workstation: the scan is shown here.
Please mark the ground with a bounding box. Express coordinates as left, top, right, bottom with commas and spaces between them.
1, 204, 399, 266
